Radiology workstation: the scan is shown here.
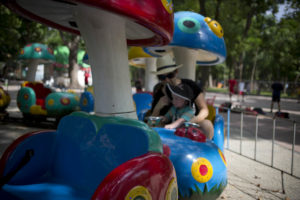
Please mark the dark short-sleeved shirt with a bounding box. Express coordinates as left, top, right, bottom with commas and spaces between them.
271, 82, 283, 102
180, 79, 203, 115
150, 82, 172, 116
271, 83, 283, 96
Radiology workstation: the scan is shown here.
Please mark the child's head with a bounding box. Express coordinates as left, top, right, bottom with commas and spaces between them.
167, 83, 193, 109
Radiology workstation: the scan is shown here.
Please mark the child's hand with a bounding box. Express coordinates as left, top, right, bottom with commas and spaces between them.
165, 118, 186, 130
165, 124, 176, 129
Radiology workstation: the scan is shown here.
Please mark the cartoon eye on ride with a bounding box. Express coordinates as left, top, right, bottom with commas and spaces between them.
178, 17, 201, 34
125, 185, 152, 200
204, 17, 224, 38
191, 157, 213, 183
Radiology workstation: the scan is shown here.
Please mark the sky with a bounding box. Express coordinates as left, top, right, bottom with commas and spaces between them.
272, 2, 295, 21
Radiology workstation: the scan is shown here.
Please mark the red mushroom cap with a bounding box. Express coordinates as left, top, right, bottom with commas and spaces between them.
4, 0, 174, 46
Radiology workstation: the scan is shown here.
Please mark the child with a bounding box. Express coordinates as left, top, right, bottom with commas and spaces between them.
162, 83, 194, 129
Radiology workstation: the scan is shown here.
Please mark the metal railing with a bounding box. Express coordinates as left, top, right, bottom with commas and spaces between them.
216, 107, 300, 180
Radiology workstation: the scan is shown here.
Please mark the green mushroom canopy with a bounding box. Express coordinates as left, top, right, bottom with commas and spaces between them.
19, 43, 55, 81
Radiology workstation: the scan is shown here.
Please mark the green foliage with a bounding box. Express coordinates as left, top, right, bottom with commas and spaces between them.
179, 181, 227, 200
0, 5, 51, 62
175, 0, 299, 83
1, 1, 299, 84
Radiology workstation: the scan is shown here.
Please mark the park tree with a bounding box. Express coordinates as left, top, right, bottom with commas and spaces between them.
59, 31, 85, 89
0, 5, 48, 74
174, 0, 300, 89
0, 4, 85, 88
1, 1, 299, 89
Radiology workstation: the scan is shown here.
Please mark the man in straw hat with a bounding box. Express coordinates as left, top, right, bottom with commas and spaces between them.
149, 54, 214, 139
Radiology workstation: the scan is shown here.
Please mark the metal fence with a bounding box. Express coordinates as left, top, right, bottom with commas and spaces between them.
216, 107, 300, 180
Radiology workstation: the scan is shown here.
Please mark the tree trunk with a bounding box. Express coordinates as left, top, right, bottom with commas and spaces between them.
250, 48, 259, 92
237, 51, 246, 82
237, 7, 255, 82
214, 0, 222, 20
69, 59, 81, 89
59, 31, 81, 89
198, 0, 206, 16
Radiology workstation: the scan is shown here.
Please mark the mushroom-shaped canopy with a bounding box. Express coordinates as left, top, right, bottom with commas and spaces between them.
128, 47, 152, 61
19, 43, 55, 81
171, 11, 226, 65
4, 0, 174, 118
4, 0, 174, 46
128, 46, 152, 68
145, 11, 226, 65
144, 11, 226, 80
19, 43, 55, 62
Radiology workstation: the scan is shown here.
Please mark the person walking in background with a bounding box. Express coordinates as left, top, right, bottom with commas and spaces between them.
84, 71, 90, 87
228, 78, 237, 102
135, 79, 143, 93
270, 81, 284, 113
238, 80, 245, 102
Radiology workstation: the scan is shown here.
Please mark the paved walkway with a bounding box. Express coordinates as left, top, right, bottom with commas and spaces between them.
209, 92, 300, 200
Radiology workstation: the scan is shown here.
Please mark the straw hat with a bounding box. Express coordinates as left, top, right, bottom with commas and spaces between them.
152, 54, 182, 75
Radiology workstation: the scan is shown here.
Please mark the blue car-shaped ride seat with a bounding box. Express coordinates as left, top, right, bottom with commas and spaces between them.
133, 92, 153, 121
0, 112, 177, 200
153, 114, 227, 199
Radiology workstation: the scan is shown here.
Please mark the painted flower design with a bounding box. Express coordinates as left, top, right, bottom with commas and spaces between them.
35, 47, 42, 53
60, 97, 70, 105
191, 157, 213, 183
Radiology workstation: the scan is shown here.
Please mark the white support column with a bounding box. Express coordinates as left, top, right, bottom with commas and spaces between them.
26, 60, 39, 82
74, 5, 136, 119
145, 57, 158, 92
173, 47, 198, 81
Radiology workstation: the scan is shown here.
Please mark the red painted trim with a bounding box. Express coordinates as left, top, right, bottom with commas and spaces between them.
92, 152, 176, 200
3, 0, 173, 46
0, 130, 56, 176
